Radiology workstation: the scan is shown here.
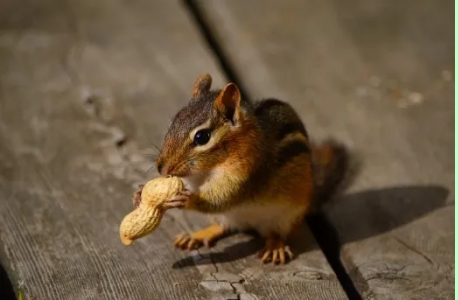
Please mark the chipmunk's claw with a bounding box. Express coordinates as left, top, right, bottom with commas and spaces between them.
132, 184, 144, 209
179, 189, 192, 196
175, 233, 206, 250
174, 224, 226, 250
257, 237, 293, 265
162, 190, 191, 209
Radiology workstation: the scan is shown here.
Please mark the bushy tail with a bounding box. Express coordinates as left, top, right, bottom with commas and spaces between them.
310, 139, 359, 213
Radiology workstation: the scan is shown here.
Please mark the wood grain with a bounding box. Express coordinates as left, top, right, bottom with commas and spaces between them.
196, 0, 454, 299
172, 210, 347, 300
0, 0, 222, 298
0, 0, 346, 299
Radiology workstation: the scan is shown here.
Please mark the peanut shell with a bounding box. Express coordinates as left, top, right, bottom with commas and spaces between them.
119, 176, 183, 245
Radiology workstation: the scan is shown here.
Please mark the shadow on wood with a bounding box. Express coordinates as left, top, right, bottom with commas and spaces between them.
329, 185, 449, 244
0, 262, 15, 300
172, 226, 315, 269
172, 185, 448, 268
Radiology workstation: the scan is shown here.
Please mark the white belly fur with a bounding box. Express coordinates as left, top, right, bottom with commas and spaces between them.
180, 171, 305, 237
215, 200, 304, 238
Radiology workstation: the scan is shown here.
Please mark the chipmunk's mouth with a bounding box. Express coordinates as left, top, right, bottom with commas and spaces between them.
159, 161, 190, 177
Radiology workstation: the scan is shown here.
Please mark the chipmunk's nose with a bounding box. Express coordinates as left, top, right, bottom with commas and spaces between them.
156, 157, 169, 176
157, 159, 174, 176
157, 161, 164, 175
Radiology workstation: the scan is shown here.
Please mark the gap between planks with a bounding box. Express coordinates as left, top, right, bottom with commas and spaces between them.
181, 1, 363, 299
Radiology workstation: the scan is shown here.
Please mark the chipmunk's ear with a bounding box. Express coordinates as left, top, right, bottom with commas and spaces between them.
192, 73, 212, 98
215, 83, 241, 125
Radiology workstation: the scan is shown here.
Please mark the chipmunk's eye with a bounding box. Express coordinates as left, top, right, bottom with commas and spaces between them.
193, 129, 211, 146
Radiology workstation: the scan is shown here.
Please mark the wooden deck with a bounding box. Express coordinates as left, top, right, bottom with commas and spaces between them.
0, 0, 454, 299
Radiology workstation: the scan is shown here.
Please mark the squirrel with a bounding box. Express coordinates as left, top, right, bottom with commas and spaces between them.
132, 73, 350, 265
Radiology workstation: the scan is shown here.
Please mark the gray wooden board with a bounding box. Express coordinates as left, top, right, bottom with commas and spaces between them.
196, 0, 455, 299
174, 210, 347, 300
0, 0, 346, 299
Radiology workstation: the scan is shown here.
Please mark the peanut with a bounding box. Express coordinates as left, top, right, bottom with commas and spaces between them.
119, 176, 184, 245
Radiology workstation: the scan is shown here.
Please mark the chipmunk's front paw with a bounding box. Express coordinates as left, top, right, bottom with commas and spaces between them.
174, 224, 226, 250
257, 236, 293, 265
132, 184, 145, 209
162, 189, 192, 209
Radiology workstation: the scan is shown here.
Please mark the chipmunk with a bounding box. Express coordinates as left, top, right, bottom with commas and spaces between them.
133, 74, 349, 265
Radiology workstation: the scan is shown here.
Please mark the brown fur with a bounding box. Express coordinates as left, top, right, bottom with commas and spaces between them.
192, 73, 212, 98
310, 139, 350, 212
153, 74, 351, 262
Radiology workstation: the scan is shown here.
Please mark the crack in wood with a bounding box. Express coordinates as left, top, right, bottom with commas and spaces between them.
181, 1, 364, 299
392, 237, 434, 265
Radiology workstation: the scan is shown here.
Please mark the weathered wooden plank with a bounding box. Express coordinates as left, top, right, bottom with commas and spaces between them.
195, 0, 454, 299
0, 0, 346, 299
173, 210, 347, 300
0, 1, 220, 300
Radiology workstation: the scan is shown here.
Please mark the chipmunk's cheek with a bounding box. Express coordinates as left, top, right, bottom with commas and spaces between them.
188, 159, 207, 174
